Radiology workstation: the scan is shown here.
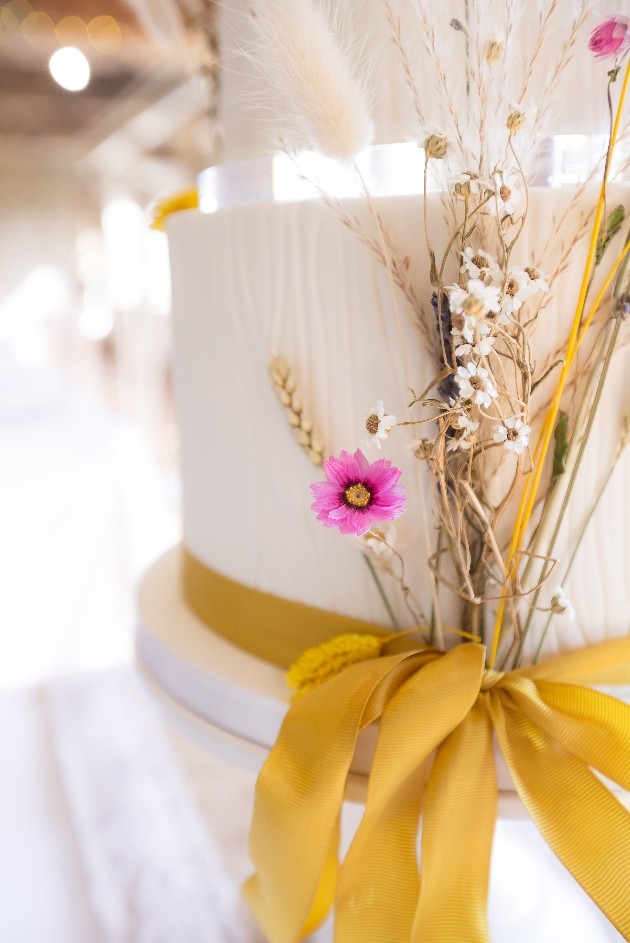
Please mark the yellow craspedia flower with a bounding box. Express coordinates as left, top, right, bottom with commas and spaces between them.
287, 633, 384, 698
150, 189, 198, 231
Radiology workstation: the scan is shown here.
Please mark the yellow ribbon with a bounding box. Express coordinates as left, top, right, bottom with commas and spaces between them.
181, 548, 389, 667
244, 636, 630, 942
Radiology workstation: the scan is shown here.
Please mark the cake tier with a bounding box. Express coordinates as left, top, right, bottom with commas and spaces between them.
137, 547, 630, 820
168, 185, 630, 662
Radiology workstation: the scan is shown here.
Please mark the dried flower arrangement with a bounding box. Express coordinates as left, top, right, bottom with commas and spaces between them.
248, 0, 630, 671
229, 2, 630, 940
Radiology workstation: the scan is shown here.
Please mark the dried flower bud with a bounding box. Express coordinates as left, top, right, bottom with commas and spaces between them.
506, 109, 527, 133
613, 294, 630, 319
410, 438, 434, 460
423, 133, 449, 160
485, 39, 504, 63
454, 179, 472, 199
550, 586, 575, 620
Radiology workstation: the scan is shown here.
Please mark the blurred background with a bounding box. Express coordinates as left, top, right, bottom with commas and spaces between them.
0, 4, 268, 941
0, 0, 225, 689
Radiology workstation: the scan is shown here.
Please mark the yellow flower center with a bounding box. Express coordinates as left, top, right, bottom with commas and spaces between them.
506, 278, 518, 296
524, 266, 539, 280
499, 184, 511, 202
344, 483, 372, 508
471, 254, 488, 269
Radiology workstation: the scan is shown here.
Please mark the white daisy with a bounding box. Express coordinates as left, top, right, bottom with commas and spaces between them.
446, 414, 479, 452
493, 416, 531, 454
455, 362, 498, 409
550, 586, 575, 621
363, 400, 396, 449
450, 311, 490, 345
447, 279, 502, 318
485, 168, 522, 217
455, 334, 496, 359
501, 267, 535, 316
523, 265, 550, 294
460, 247, 503, 284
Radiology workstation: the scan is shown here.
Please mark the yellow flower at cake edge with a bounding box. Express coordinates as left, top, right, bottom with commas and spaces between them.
287, 633, 384, 698
150, 189, 198, 231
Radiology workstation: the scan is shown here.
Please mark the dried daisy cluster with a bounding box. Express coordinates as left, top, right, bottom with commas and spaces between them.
268, 356, 325, 467
256, 0, 630, 666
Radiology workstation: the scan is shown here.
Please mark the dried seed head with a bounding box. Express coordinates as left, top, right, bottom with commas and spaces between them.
454, 179, 472, 198
269, 355, 290, 381
506, 109, 526, 133
485, 39, 504, 63
424, 133, 448, 159
411, 439, 434, 460
499, 184, 511, 203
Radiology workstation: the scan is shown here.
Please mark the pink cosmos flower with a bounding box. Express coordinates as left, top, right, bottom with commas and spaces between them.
588, 16, 630, 59
310, 449, 405, 536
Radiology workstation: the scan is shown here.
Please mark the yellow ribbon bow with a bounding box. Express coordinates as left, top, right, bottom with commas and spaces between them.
244, 636, 630, 942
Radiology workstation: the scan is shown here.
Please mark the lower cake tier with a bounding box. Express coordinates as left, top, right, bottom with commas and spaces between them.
136, 546, 630, 819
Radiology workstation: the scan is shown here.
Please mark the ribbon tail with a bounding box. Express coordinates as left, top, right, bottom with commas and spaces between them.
243, 651, 428, 942
413, 698, 496, 943
510, 679, 630, 792
489, 694, 630, 941
335, 644, 487, 943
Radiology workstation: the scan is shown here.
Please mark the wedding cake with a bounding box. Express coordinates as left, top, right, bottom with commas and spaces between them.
138, 2, 630, 940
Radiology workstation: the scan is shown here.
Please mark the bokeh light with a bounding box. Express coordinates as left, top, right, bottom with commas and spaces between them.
48, 46, 90, 92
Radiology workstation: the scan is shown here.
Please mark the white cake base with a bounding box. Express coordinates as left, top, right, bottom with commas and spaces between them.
136, 546, 630, 820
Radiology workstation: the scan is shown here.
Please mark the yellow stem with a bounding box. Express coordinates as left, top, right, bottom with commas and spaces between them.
488, 61, 630, 668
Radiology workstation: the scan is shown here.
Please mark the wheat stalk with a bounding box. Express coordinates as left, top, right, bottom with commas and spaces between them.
268, 356, 325, 467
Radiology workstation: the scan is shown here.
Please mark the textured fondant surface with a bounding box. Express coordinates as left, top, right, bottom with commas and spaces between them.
168, 186, 630, 661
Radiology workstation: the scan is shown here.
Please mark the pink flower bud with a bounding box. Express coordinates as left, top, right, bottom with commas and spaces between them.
588, 16, 630, 59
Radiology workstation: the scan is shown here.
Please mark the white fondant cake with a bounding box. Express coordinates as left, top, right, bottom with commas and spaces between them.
164, 184, 630, 659
138, 4, 630, 938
